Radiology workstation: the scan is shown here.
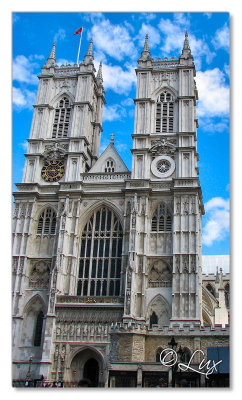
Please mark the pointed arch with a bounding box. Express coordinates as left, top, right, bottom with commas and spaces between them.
146, 294, 171, 328
21, 294, 47, 347
37, 206, 57, 235
51, 93, 73, 138
155, 89, 175, 133
151, 202, 172, 232
77, 203, 123, 297
50, 90, 75, 108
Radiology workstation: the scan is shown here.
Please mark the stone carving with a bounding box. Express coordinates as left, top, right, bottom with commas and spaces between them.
148, 260, 172, 287
42, 142, 66, 161
29, 261, 50, 289
150, 138, 176, 157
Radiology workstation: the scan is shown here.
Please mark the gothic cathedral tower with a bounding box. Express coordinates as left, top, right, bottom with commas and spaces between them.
12, 39, 106, 380
123, 32, 204, 328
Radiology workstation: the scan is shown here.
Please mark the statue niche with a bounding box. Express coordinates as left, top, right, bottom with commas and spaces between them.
148, 260, 172, 288
29, 261, 50, 289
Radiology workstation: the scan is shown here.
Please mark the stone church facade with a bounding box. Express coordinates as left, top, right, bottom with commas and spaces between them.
12, 33, 229, 387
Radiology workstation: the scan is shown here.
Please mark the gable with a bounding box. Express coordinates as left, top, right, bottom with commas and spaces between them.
89, 143, 130, 173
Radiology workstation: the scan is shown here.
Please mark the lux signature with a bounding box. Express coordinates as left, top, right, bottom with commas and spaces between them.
160, 348, 222, 379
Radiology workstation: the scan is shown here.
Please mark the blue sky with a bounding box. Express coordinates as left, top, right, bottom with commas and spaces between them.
12, 11, 230, 256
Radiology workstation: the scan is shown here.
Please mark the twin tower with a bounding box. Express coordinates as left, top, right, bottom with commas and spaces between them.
12, 32, 205, 384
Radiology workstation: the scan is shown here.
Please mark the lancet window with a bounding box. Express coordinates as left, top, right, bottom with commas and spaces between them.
34, 311, 44, 347
37, 208, 56, 235
156, 91, 174, 133
77, 207, 123, 297
151, 203, 172, 232
52, 96, 72, 138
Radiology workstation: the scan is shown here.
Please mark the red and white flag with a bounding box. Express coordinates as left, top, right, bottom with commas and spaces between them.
74, 26, 83, 35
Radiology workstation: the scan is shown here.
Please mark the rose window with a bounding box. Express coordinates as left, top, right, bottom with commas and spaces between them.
157, 160, 170, 173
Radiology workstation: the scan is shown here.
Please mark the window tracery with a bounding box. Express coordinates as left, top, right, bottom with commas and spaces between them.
52, 96, 71, 138
151, 203, 172, 232
77, 207, 123, 297
37, 208, 57, 235
156, 91, 174, 133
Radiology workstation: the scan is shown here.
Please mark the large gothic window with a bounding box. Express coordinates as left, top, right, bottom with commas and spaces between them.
156, 91, 174, 133
52, 96, 71, 138
37, 208, 56, 235
77, 207, 123, 297
151, 203, 172, 232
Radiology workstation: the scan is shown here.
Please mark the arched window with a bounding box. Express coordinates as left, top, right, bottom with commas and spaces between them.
52, 96, 71, 138
225, 283, 230, 308
77, 207, 123, 297
104, 158, 115, 173
156, 91, 174, 133
149, 311, 158, 328
156, 347, 164, 362
206, 283, 216, 298
37, 208, 56, 235
34, 311, 44, 346
177, 346, 192, 363
151, 203, 172, 232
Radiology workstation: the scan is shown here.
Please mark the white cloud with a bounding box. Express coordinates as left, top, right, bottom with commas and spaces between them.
101, 62, 136, 95
19, 141, 28, 151
13, 55, 39, 85
13, 87, 36, 110
198, 118, 229, 133
204, 13, 212, 19
89, 18, 138, 61
121, 98, 134, 106
202, 197, 230, 246
103, 104, 126, 122
157, 17, 215, 68
212, 23, 229, 52
196, 69, 229, 117
54, 28, 66, 42
136, 23, 161, 49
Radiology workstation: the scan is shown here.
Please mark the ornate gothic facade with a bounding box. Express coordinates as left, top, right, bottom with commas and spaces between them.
12, 33, 229, 387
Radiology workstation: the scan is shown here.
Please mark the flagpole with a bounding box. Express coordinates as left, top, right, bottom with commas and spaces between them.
76, 28, 83, 65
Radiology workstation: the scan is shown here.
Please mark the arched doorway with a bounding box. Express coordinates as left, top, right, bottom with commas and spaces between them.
83, 358, 99, 387
69, 347, 105, 387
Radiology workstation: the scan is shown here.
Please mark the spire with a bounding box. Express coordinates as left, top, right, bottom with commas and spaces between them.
138, 33, 151, 62
45, 41, 56, 67
97, 61, 103, 85
83, 38, 94, 64
180, 30, 192, 59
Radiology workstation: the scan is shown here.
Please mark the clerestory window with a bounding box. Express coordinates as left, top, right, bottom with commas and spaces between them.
156, 91, 174, 133
52, 96, 71, 138
151, 203, 172, 232
37, 208, 56, 235
77, 207, 123, 297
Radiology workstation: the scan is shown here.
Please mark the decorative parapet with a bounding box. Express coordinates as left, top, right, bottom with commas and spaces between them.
153, 58, 179, 69
56, 295, 125, 306
110, 321, 230, 336
54, 64, 80, 76
82, 172, 131, 183
174, 178, 199, 188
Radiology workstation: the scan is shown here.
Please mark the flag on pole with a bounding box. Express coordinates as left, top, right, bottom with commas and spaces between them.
74, 26, 83, 35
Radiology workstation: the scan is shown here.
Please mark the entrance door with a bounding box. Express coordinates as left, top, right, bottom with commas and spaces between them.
83, 358, 99, 387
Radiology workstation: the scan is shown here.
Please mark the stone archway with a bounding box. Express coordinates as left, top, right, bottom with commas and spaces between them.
69, 347, 105, 387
